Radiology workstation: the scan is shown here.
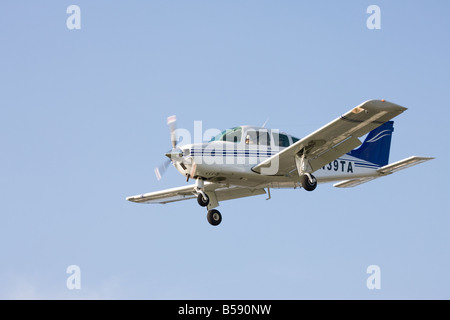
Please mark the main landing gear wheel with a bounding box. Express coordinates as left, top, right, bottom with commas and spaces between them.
207, 209, 222, 226
197, 193, 209, 207
301, 174, 317, 191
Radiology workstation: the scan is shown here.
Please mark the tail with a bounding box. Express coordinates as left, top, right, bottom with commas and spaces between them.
348, 121, 394, 167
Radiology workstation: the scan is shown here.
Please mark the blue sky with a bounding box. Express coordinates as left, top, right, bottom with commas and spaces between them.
0, 1, 449, 299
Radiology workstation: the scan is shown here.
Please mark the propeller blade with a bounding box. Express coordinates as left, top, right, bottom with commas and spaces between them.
154, 159, 171, 181
167, 115, 177, 149
155, 115, 180, 180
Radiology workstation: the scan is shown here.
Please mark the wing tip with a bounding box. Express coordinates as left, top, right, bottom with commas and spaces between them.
126, 195, 143, 202
360, 99, 408, 112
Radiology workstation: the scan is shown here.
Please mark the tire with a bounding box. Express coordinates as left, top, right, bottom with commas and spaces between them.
207, 209, 222, 226
197, 193, 209, 207
301, 174, 317, 191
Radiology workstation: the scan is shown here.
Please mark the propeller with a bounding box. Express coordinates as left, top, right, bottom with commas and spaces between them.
154, 159, 171, 181
167, 115, 177, 149
154, 115, 183, 181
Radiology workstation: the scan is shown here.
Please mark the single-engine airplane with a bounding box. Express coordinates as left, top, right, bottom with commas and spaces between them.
127, 100, 433, 226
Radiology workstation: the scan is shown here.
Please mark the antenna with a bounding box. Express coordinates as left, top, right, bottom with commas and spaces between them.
261, 117, 269, 128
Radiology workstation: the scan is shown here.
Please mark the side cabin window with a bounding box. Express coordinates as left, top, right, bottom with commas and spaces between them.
291, 136, 300, 144
273, 132, 290, 147
245, 129, 271, 146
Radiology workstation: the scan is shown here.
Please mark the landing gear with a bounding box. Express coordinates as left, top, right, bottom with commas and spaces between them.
195, 178, 210, 207
295, 154, 317, 192
195, 178, 222, 226
301, 173, 317, 191
197, 192, 209, 207
207, 209, 222, 226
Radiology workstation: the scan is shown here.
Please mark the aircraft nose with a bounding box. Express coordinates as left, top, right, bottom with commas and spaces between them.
165, 149, 183, 159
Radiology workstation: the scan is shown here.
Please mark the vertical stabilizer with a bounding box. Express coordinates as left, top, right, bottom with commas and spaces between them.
348, 121, 394, 167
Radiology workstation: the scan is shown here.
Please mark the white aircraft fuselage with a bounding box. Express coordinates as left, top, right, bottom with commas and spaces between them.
128, 100, 433, 226
172, 125, 378, 189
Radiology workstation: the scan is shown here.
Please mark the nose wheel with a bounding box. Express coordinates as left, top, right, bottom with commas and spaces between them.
207, 209, 222, 226
197, 192, 209, 207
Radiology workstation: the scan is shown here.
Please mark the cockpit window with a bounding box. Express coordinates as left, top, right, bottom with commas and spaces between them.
209, 127, 242, 143
273, 132, 290, 147
245, 129, 271, 146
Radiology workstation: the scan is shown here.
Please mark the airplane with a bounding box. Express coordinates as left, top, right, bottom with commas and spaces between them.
126, 100, 434, 226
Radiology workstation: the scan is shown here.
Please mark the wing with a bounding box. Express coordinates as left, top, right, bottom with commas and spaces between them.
126, 184, 197, 204
126, 182, 266, 206
333, 156, 434, 188
252, 100, 407, 176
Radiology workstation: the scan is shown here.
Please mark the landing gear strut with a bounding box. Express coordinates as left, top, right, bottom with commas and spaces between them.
295, 154, 317, 192
300, 173, 317, 191
195, 178, 210, 207
195, 178, 222, 226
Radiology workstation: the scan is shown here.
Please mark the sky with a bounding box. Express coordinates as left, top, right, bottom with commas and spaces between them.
0, 1, 449, 299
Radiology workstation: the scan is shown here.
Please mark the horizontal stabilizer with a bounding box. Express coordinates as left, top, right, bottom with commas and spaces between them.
333, 177, 377, 188
333, 156, 434, 188
376, 156, 434, 175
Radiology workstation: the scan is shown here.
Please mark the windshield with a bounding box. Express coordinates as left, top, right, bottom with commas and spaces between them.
209, 127, 242, 143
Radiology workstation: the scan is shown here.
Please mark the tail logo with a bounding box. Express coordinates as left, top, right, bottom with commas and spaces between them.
365, 130, 392, 143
